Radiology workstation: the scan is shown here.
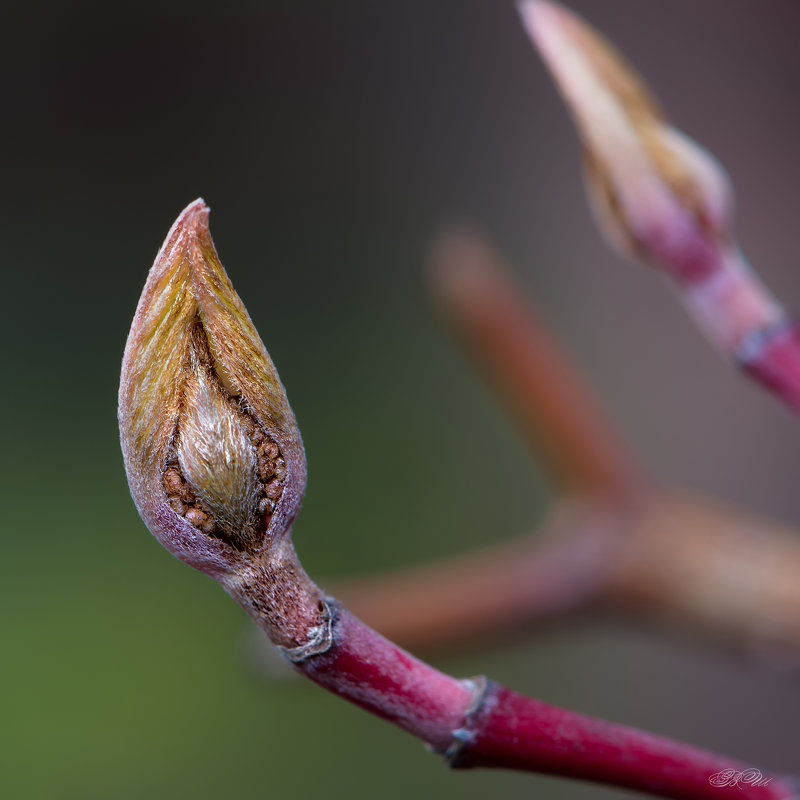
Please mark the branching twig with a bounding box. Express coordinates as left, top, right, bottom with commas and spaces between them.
336, 230, 800, 661
333, 0, 800, 665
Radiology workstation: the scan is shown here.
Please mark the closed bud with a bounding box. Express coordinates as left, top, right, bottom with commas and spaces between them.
118, 200, 306, 577
519, 0, 733, 283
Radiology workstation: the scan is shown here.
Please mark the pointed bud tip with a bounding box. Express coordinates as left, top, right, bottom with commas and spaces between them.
179, 196, 209, 221
518, 0, 591, 69
516, 0, 564, 37
169, 197, 211, 247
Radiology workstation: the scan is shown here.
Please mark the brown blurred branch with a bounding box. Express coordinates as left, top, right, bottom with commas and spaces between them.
428, 227, 640, 498
339, 498, 625, 651
334, 230, 800, 663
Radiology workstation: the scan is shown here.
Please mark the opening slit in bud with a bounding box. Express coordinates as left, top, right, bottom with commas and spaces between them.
161, 318, 288, 552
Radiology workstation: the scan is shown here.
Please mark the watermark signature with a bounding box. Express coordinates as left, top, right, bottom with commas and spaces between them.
709, 769, 773, 789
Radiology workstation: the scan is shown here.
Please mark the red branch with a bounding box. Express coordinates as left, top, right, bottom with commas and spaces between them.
288, 603, 798, 800
457, 684, 798, 800
739, 322, 800, 415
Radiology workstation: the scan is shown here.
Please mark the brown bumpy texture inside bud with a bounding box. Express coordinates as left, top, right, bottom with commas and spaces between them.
160, 320, 287, 552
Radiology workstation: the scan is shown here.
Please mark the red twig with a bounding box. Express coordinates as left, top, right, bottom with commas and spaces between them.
457, 684, 798, 800
287, 602, 798, 800
291, 605, 474, 752
739, 323, 800, 415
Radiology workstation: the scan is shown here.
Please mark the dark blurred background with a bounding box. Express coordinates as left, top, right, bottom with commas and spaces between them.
2, 1, 798, 797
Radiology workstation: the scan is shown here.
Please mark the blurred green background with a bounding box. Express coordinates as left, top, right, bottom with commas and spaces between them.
2, 1, 799, 797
